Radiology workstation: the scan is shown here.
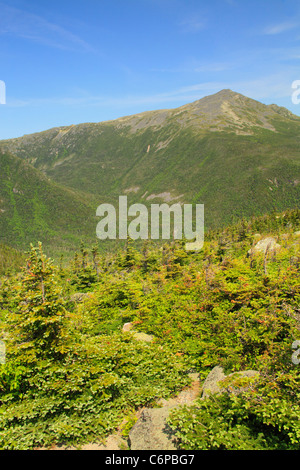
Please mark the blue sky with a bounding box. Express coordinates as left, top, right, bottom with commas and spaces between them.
1, 0, 300, 138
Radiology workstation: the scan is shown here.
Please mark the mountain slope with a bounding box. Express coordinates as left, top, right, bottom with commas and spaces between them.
0, 89, 299, 253
0, 151, 98, 256
0, 242, 25, 275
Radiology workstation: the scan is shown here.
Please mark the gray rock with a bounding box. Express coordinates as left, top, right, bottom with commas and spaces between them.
128, 366, 259, 450
201, 366, 259, 398
69, 292, 93, 303
253, 233, 262, 241
0, 340, 5, 365
128, 373, 200, 450
132, 332, 154, 343
122, 322, 134, 332
128, 367, 259, 450
201, 366, 226, 398
128, 408, 177, 450
122, 323, 154, 342
248, 237, 281, 256
290, 256, 300, 266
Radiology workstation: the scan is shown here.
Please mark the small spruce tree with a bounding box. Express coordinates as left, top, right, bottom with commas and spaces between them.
5, 242, 69, 363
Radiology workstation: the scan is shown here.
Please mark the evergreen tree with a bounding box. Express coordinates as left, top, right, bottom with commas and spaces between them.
5, 243, 69, 363
124, 236, 138, 269
91, 244, 100, 278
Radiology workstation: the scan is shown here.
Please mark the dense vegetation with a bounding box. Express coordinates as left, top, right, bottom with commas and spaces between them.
0, 152, 98, 257
0, 209, 300, 450
0, 243, 25, 276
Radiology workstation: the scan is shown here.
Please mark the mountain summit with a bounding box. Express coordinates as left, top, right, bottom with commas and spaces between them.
115, 89, 298, 136
0, 89, 299, 254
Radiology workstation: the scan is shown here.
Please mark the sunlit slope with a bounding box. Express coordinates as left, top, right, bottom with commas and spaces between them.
0, 89, 299, 250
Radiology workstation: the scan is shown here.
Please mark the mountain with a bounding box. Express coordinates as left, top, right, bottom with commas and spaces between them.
0, 241, 25, 276
0, 89, 299, 256
0, 151, 98, 257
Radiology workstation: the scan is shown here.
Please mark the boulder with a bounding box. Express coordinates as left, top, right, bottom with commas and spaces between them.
201, 366, 259, 398
122, 323, 154, 343
290, 256, 300, 267
132, 332, 154, 343
69, 292, 93, 303
128, 367, 259, 450
122, 322, 134, 332
201, 366, 226, 398
129, 373, 200, 450
248, 237, 281, 256
0, 340, 5, 365
128, 408, 177, 450
253, 233, 262, 242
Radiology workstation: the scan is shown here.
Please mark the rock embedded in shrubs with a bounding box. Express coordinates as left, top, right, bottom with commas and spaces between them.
122, 323, 154, 342
201, 366, 259, 399
248, 237, 281, 256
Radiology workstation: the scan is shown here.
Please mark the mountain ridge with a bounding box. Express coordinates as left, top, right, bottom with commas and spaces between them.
1, 89, 299, 142
0, 89, 299, 256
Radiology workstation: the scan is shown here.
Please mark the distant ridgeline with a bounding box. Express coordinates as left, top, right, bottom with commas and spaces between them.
0, 89, 299, 257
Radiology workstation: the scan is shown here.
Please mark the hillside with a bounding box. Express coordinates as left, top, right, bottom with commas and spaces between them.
0, 89, 299, 256
0, 209, 299, 450
0, 151, 98, 257
0, 242, 25, 276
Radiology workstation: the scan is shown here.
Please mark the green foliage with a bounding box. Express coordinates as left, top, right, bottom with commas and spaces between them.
0, 152, 98, 257
0, 334, 190, 449
0, 210, 300, 449
0, 242, 25, 276
168, 370, 300, 450
3, 243, 69, 363
0, 244, 190, 449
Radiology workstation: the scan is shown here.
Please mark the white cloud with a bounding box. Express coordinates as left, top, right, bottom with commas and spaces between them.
179, 16, 206, 33
195, 62, 232, 73
0, 3, 96, 52
263, 21, 299, 35
150, 59, 233, 74
6, 69, 298, 112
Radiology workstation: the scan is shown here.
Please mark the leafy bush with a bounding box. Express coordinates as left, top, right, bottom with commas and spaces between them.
0, 333, 190, 449
168, 370, 300, 450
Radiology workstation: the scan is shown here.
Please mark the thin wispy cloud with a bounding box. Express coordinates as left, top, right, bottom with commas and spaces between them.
263, 21, 299, 35
4, 84, 222, 109
179, 16, 206, 33
7, 72, 294, 112
150, 59, 233, 74
0, 3, 96, 52
195, 62, 233, 73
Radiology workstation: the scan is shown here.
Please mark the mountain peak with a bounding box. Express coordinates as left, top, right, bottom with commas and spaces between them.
188, 88, 255, 108
0, 86, 299, 255
173, 89, 298, 135
212, 88, 238, 97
